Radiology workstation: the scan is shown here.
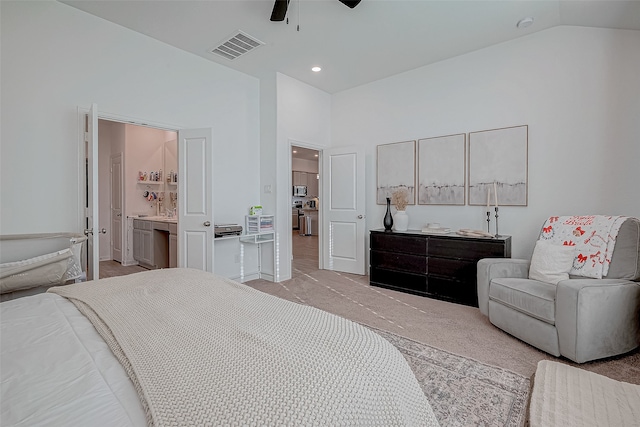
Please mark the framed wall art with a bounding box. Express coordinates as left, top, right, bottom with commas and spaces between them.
376, 140, 416, 205
417, 133, 466, 205
468, 125, 528, 206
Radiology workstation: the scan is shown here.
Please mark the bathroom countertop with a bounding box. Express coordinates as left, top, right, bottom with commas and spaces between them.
134, 216, 177, 223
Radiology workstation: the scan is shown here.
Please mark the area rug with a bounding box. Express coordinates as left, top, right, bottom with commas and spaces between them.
370, 327, 530, 427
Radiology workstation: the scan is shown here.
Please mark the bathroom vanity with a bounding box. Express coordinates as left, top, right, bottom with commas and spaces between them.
132, 217, 177, 269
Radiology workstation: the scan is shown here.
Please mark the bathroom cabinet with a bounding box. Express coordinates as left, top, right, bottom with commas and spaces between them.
133, 218, 177, 269
133, 219, 154, 267
169, 223, 177, 268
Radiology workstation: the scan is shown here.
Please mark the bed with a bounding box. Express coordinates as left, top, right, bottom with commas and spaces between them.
1, 268, 439, 426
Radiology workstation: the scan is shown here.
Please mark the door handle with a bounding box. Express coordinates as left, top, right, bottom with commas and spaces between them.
116, 213, 122, 217
357, 215, 364, 219
84, 229, 93, 236
100, 228, 107, 234
203, 221, 211, 227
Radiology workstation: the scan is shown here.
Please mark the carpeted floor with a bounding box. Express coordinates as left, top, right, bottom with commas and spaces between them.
246, 266, 640, 387
370, 327, 529, 427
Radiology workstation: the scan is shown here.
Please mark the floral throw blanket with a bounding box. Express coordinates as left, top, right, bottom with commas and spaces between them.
539, 215, 628, 279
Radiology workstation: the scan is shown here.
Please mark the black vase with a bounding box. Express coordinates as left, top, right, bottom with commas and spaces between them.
383, 197, 393, 231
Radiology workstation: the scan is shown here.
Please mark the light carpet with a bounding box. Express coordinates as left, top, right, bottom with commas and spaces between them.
370, 327, 529, 427
246, 266, 640, 385
247, 266, 532, 426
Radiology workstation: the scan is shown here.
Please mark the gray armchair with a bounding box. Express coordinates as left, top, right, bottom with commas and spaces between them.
478, 217, 640, 363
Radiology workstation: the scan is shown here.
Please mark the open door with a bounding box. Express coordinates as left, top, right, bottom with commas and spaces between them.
85, 103, 100, 280
111, 153, 123, 262
177, 128, 214, 272
322, 146, 365, 274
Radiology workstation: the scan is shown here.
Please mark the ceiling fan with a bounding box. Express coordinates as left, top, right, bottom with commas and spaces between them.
270, 0, 362, 22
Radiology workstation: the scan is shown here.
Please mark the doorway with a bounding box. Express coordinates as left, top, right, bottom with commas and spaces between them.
95, 119, 178, 278
291, 145, 320, 277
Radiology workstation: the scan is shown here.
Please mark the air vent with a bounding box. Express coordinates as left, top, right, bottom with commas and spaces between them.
209, 31, 265, 61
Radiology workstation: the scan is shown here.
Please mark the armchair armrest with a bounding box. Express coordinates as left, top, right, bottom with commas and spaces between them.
477, 258, 530, 316
556, 279, 640, 363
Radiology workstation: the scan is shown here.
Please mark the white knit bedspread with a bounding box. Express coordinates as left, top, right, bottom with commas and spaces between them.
49, 268, 438, 426
529, 360, 640, 427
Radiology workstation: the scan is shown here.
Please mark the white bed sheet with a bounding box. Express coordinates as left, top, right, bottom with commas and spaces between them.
1, 293, 146, 427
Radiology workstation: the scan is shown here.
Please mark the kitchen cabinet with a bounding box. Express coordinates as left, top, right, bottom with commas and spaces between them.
307, 173, 319, 197
293, 170, 319, 196
293, 171, 307, 186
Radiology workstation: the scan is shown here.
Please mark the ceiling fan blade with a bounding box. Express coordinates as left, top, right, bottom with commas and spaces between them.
338, 0, 362, 8
270, 0, 290, 22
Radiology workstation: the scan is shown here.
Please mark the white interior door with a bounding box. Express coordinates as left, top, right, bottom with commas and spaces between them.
322, 146, 365, 274
111, 153, 123, 262
177, 128, 214, 272
86, 104, 100, 280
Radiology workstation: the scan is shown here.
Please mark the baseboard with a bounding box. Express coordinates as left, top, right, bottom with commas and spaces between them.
259, 272, 275, 282
228, 272, 261, 283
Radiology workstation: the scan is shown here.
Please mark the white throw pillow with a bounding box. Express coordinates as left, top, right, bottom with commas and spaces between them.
529, 240, 575, 285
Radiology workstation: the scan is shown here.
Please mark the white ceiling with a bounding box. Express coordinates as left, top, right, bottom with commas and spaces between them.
61, 0, 640, 94
292, 145, 320, 161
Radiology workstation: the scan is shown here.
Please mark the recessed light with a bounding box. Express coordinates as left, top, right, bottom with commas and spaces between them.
311, 66, 322, 72
516, 17, 534, 29
314, 154, 318, 157
293, 150, 297, 153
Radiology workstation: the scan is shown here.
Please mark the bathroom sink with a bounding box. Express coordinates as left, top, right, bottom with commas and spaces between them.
138, 216, 177, 223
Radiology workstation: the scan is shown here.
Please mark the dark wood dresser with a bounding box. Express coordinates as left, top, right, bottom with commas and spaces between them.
369, 229, 511, 307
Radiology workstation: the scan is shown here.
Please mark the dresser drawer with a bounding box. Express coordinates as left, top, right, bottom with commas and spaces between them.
369, 230, 510, 307
370, 232, 427, 256
428, 237, 508, 259
428, 257, 476, 281
427, 276, 478, 307
370, 267, 427, 294
370, 250, 427, 274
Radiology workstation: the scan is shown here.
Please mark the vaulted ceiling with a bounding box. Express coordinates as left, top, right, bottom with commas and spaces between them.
61, 0, 640, 94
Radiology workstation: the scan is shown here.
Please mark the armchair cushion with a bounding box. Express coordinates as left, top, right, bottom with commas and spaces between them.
605, 218, 640, 280
528, 240, 574, 285
489, 278, 556, 324
477, 258, 530, 316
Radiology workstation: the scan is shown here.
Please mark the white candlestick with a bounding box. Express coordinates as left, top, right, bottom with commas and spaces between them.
493, 182, 498, 207
486, 186, 491, 210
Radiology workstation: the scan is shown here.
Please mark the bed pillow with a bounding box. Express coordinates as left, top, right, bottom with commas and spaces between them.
529, 240, 575, 285
0, 249, 71, 293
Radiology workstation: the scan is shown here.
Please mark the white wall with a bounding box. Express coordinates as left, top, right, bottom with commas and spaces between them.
272, 73, 331, 280
124, 124, 167, 217
0, 1, 261, 250
331, 26, 640, 259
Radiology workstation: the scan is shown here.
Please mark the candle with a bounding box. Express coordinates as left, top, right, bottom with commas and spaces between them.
493, 182, 499, 208
486, 186, 491, 211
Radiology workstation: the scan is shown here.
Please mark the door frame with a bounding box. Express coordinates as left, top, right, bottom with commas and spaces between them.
289, 139, 324, 273
76, 107, 184, 272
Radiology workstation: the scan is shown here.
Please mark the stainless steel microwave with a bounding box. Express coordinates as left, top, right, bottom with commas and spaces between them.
293, 185, 307, 196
